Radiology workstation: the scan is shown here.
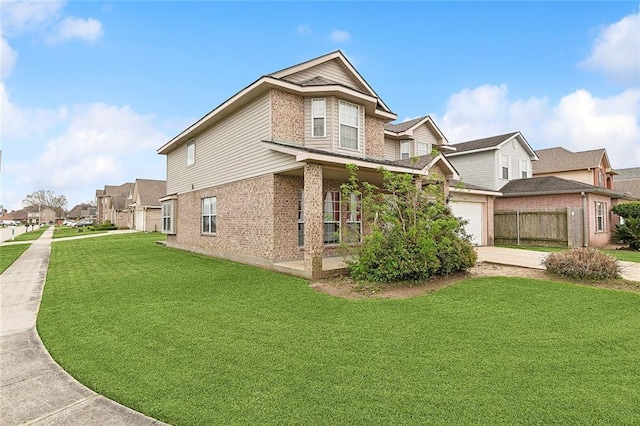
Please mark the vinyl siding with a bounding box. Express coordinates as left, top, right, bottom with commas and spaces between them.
413, 124, 439, 148
166, 92, 298, 195
534, 170, 592, 185
384, 138, 399, 160
447, 150, 498, 190
496, 139, 533, 188
304, 96, 333, 150
282, 59, 368, 93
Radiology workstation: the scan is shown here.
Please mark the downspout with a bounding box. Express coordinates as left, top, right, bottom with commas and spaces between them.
581, 191, 588, 247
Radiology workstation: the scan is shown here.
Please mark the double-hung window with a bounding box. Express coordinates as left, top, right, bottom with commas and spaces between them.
339, 101, 359, 150
323, 190, 340, 244
187, 139, 196, 166
161, 201, 174, 234
297, 190, 304, 247
400, 141, 411, 159
595, 201, 605, 232
500, 154, 510, 180
417, 141, 431, 156
346, 193, 361, 244
520, 159, 529, 179
311, 99, 326, 137
202, 196, 217, 234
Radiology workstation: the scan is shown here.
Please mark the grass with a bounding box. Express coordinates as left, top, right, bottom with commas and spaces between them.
0, 243, 30, 273
53, 226, 108, 239
11, 226, 48, 241
499, 244, 640, 263
39, 233, 640, 425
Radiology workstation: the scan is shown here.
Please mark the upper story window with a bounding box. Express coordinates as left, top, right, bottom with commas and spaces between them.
417, 141, 431, 156
500, 154, 510, 180
339, 101, 359, 150
520, 159, 529, 179
400, 141, 411, 159
187, 139, 196, 166
598, 170, 603, 187
202, 196, 217, 234
311, 98, 326, 137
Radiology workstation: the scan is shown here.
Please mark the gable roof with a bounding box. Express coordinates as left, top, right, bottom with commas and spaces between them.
134, 179, 166, 207
533, 147, 611, 174
499, 176, 630, 198
384, 116, 428, 134
614, 180, 640, 199
68, 203, 93, 218
158, 51, 397, 155
614, 167, 640, 181
446, 132, 538, 159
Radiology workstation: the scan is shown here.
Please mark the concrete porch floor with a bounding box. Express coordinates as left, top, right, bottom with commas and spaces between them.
273, 256, 349, 279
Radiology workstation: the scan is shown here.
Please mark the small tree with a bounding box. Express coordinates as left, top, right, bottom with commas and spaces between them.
612, 201, 640, 250
340, 164, 476, 283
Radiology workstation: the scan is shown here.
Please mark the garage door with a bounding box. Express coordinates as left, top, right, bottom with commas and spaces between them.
450, 201, 483, 246
135, 210, 145, 231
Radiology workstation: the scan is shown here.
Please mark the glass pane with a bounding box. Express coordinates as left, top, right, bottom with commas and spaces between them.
298, 223, 304, 247
313, 118, 324, 136
202, 216, 209, 233
211, 216, 217, 233
340, 125, 358, 149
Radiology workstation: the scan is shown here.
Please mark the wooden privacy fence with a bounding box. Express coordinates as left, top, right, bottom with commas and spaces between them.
494, 208, 584, 248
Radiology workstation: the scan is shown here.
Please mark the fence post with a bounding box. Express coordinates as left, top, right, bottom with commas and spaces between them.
516, 210, 520, 245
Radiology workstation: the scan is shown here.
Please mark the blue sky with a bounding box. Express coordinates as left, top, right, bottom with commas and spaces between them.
1, 1, 639, 211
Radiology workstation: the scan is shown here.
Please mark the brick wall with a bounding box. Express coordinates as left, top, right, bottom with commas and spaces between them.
364, 116, 385, 158
145, 208, 162, 232
271, 89, 304, 144
172, 174, 276, 260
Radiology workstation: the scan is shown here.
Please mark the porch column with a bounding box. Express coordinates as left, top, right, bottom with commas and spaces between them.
304, 163, 324, 278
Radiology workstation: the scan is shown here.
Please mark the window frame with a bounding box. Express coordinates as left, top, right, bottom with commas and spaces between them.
323, 190, 341, 245
338, 100, 359, 151
345, 193, 362, 244
297, 190, 304, 247
595, 201, 605, 233
187, 139, 196, 166
520, 159, 529, 179
201, 196, 217, 234
161, 200, 174, 234
400, 141, 411, 159
311, 98, 326, 138
500, 154, 510, 180
416, 141, 431, 156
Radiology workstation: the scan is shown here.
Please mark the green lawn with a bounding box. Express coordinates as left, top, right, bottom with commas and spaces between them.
499, 244, 640, 263
53, 226, 107, 239
0, 243, 30, 273
12, 226, 47, 241
39, 233, 640, 425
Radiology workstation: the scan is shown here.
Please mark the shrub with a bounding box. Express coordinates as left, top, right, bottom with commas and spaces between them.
612, 217, 640, 250
91, 221, 117, 231
543, 248, 620, 280
341, 165, 477, 283
612, 201, 640, 219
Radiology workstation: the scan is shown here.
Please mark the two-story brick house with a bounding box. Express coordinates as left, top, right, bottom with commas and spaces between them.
157, 51, 461, 278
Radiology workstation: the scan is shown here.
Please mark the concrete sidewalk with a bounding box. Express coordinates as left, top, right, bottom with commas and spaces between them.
0, 227, 166, 425
476, 246, 640, 282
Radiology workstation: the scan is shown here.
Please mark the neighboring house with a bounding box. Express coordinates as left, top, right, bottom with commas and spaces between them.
533, 147, 615, 189
67, 203, 97, 220
96, 182, 134, 227
495, 176, 633, 247
445, 132, 539, 192
442, 132, 537, 246
8, 210, 27, 223
613, 167, 640, 199
157, 50, 459, 278
26, 207, 57, 224
128, 178, 166, 232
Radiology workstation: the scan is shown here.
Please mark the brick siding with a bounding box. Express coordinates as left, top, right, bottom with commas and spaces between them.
271, 89, 304, 144
364, 116, 385, 158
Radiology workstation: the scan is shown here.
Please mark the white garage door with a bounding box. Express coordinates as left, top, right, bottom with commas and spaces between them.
450, 201, 483, 246
135, 210, 145, 231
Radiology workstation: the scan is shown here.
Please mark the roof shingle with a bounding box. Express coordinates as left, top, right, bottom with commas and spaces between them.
533, 147, 606, 174
449, 132, 520, 153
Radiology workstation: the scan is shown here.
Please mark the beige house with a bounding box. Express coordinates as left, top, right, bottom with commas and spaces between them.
158, 50, 461, 278
533, 147, 616, 189
96, 182, 134, 227
128, 178, 166, 232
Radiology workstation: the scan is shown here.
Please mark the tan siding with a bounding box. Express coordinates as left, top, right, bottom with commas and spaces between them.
534, 170, 592, 185
304, 96, 333, 151
384, 138, 399, 160
282, 59, 367, 92
413, 124, 438, 147
166, 92, 299, 195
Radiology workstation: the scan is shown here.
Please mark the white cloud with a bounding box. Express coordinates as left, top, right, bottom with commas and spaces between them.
329, 29, 350, 43
297, 24, 312, 36
438, 84, 640, 169
47, 16, 103, 44
1, 36, 18, 78
580, 9, 640, 85
1, 0, 65, 35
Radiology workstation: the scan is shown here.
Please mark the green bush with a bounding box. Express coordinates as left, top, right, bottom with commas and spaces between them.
342, 165, 476, 283
613, 217, 640, 250
543, 248, 620, 280
91, 221, 117, 231
612, 201, 640, 219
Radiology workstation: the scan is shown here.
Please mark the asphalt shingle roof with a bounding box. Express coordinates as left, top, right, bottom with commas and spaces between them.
614, 167, 640, 180
136, 179, 166, 207
449, 132, 520, 153
533, 147, 606, 174
499, 176, 627, 197
384, 116, 429, 133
